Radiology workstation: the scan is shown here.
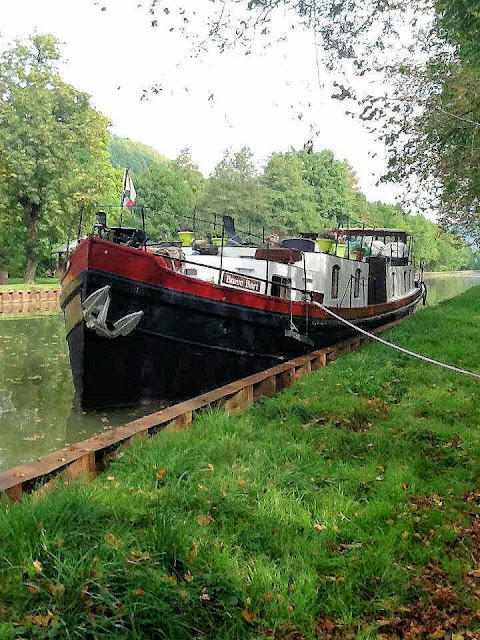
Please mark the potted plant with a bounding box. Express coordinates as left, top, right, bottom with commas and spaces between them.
334, 241, 348, 258
177, 225, 195, 247
316, 231, 335, 254
351, 243, 366, 261
211, 229, 223, 247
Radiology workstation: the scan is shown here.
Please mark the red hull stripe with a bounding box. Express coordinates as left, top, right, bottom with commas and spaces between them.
62, 236, 421, 320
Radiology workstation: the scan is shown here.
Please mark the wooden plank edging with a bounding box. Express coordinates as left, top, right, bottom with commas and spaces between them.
0, 289, 61, 315
0, 318, 404, 502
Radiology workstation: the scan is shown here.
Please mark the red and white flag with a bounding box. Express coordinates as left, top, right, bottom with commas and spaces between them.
122, 168, 136, 210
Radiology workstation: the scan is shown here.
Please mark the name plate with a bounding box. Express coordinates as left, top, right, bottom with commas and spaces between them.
222, 271, 261, 293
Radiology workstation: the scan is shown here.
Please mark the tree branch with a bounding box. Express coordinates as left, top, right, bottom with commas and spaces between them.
436, 106, 480, 128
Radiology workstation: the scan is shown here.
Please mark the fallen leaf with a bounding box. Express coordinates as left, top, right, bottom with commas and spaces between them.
29, 613, 52, 627
24, 433, 44, 441
314, 524, 327, 531
197, 514, 213, 527
133, 588, 145, 595
47, 583, 64, 596
33, 560, 43, 574
126, 550, 150, 563
104, 533, 122, 548
401, 483, 409, 490
156, 469, 168, 480
27, 585, 40, 594
207, 463, 214, 471
241, 609, 257, 623
263, 592, 274, 602
238, 480, 247, 489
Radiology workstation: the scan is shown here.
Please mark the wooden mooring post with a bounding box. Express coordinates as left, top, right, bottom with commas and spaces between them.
0, 318, 404, 503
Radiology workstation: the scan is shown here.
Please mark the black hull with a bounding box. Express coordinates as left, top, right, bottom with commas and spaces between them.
63, 269, 421, 410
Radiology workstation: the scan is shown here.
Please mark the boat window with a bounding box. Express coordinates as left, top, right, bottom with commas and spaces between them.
271, 275, 292, 299
392, 272, 396, 296
185, 268, 197, 276
404, 270, 407, 292
353, 269, 361, 298
331, 265, 340, 299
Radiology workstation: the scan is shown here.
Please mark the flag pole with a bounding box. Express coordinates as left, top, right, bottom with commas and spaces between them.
119, 167, 129, 227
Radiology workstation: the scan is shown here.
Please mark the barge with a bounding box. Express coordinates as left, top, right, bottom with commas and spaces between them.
60, 215, 424, 409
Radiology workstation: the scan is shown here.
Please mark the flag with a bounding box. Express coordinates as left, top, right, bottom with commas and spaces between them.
122, 168, 136, 210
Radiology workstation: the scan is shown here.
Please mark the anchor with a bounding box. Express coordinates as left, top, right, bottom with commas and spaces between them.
82, 285, 143, 339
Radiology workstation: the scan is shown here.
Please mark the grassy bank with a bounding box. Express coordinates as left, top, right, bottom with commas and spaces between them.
1, 288, 480, 639
0, 279, 60, 292
424, 270, 480, 278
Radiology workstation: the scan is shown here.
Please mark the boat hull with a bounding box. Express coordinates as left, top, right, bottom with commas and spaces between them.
61, 238, 423, 410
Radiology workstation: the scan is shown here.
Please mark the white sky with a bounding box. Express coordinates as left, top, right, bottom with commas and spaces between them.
1, 0, 401, 203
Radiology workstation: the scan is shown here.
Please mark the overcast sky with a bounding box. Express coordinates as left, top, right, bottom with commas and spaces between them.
2, 0, 401, 204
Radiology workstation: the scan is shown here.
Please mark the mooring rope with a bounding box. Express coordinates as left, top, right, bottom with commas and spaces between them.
313, 301, 480, 380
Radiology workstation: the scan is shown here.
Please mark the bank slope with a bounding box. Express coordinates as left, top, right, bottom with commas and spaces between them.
1, 287, 480, 639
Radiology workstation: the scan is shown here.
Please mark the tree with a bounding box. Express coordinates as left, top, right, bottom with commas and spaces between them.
299, 150, 359, 226
110, 136, 168, 176
0, 35, 117, 282
198, 147, 271, 233
132, 163, 196, 238
263, 152, 318, 232
171, 148, 205, 199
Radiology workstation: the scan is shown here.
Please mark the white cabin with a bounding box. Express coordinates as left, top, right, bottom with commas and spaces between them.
177, 228, 416, 309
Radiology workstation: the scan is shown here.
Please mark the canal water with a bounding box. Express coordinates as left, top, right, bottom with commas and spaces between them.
1, 273, 479, 471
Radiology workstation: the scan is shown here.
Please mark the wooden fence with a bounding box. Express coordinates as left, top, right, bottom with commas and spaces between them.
0, 319, 402, 502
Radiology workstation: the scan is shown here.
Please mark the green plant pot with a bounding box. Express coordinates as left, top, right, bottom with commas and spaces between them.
178, 231, 195, 247
334, 243, 347, 258
317, 238, 334, 253
212, 237, 223, 247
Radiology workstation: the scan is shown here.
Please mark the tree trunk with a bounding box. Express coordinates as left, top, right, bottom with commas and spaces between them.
21, 199, 41, 284
24, 255, 37, 285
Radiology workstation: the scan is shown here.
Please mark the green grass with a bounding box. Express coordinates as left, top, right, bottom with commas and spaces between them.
0, 279, 60, 292
1, 288, 480, 639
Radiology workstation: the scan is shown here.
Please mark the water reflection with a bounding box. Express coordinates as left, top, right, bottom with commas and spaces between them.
423, 272, 480, 308
0, 314, 166, 471
0, 274, 479, 471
